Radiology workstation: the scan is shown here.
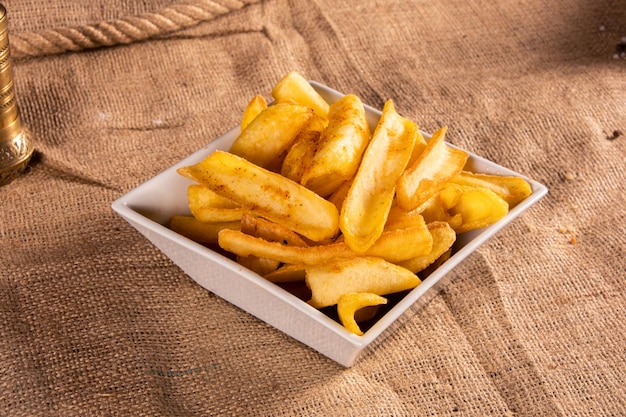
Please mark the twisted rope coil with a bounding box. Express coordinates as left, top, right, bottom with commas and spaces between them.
9, 0, 258, 59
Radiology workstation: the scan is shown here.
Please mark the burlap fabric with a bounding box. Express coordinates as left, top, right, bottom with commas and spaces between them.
1, 0, 624, 415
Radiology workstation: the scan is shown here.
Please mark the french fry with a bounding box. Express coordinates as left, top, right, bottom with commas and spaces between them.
237, 255, 280, 276
415, 192, 463, 230
340, 99, 418, 253
437, 183, 464, 210
384, 205, 425, 231
280, 129, 320, 183
169, 215, 240, 245
238, 214, 306, 275
305, 257, 420, 309
397, 222, 456, 273
240, 213, 308, 247
229, 102, 314, 171
327, 180, 351, 213
187, 184, 244, 223
271, 71, 330, 119
264, 264, 306, 283
178, 151, 339, 242
188, 184, 239, 209
396, 127, 469, 211
406, 130, 428, 167
300, 94, 371, 197
448, 187, 509, 233
364, 221, 432, 262
337, 292, 388, 336
240, 94, 267, 131
449, 171, 532, 207
218, 224, 432, 266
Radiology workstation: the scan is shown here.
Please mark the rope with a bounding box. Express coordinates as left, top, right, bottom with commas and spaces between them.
9, 0, 259, 59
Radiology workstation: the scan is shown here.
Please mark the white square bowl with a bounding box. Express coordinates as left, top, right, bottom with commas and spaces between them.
111, 81, 548, 367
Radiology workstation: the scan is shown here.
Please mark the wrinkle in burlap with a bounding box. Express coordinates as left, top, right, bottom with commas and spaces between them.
1, 0, 625, 416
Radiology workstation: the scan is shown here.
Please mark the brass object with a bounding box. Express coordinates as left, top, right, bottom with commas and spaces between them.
0, 4, 33, 186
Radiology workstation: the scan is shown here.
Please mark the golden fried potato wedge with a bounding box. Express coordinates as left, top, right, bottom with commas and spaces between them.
218, 229, 352, 265
236, 255, 280, 276
271, 71, 330, 119
188, 184, 239, 209
448, 187, 509, 233
229, 102, 314, 171
397, 222, 456, 273
337, 292, 388, 336
407, 130, 428, 167
305, 257, 420, 309
365, 221, 432, 262
280, 129, 320, 183
169, 215, 241, 245
384, 205, 425, 231
449, 171, 532, 207
438, 183, 464, 211
240, 94, 267, 131
187, 184, 243, 223
415, 192, 463, 230
396, 127, 469, 211
264, 264, 306, 283
240, 213, 308, 247
300, 94, 371, 197
340, 99, 418, 253
218, 224, 432, 266
178, 151, 339, 242
327, 180, 351, 213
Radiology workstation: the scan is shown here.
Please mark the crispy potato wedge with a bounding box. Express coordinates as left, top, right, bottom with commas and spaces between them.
337, 292, 388, 336
406, 130, 428, 167
280, 129, 320, 183
218, 229, 353, 265
340, 99, 418, 253
218, 224, 432, 266
271, 71, 330, 119
300, 94, 371, 197
438, 183, 464, 211
264, 264, 306, 283
240, 213, 308, 247
397, 221, 456, 273
448, 187, 509, 233
241, 94, 268, 131
449, 171, 532, 207
305, 257, 420, 309
384, 205, 425, 231
188, 184, 239, 209
169, 215, 240, 245
237, 255, 280, 276
187, 184, 243, 223
396, 127, 469, 211
229, 102, 314, 171
238, 214, 306, 275
415, 192, 463, 230
178, 151, 339, 242
327, 180, 351, 213
364, 221, 432, 262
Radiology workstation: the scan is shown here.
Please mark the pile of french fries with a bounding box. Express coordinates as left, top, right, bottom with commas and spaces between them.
171, 71, 532, 335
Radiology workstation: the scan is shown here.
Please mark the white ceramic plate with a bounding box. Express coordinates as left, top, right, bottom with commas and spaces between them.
112, 81, 548, 367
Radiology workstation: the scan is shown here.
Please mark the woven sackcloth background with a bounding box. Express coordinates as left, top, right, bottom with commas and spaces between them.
1, 0, 624, 415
